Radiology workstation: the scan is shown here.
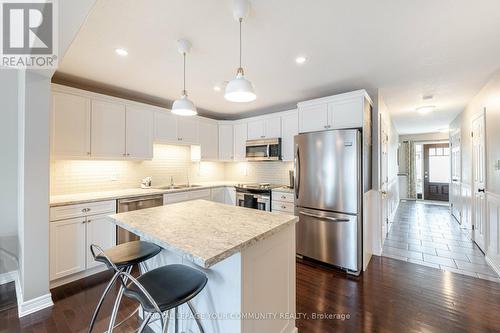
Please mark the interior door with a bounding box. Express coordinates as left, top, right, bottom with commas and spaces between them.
472, 110, 487, 252
423, 143, 450, 201
380, 117, 389, 236
450, 130, 462, 222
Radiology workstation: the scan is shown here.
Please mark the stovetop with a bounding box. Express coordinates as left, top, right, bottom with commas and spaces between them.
236, 183, 283, 190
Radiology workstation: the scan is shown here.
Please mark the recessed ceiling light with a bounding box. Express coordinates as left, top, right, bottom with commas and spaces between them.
416, 105, 435, 114
213, 86, 221, 92
295, 56, 306, 64
115, 48, 128, 56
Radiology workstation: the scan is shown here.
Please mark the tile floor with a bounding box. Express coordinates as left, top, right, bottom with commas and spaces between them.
382, 200, 500, 282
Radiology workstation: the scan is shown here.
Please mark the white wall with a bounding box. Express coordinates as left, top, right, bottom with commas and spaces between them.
451, 68, 500, 274
0, 70, 20, 275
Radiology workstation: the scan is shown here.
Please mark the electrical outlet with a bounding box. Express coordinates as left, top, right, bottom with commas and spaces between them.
110, 172, 118, 181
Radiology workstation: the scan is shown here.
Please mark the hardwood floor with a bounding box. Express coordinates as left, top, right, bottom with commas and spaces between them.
3, 256, 500, 332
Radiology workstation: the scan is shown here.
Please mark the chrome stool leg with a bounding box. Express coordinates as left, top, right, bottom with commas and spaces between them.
137, 312, 153, 333
108, 265, 133, 333
187, 301, 205, 333
87, 269, 121, 333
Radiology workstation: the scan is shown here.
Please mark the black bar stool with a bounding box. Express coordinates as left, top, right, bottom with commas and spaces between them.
87, 241, 161, 333
97, 249, 208, 333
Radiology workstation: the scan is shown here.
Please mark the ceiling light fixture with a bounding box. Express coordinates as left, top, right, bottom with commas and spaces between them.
115, 48, 128, 56
295, 56, 306, 64
213, 85, 221, 92
172, 39, 197, 116
225, 0, 256, 103
416, 105, 435, 114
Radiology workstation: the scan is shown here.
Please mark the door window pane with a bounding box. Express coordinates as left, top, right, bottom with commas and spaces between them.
429, 155, 450, 183
429, 148, 436, 156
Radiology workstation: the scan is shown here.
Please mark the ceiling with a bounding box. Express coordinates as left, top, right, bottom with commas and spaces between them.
57, 0, 500, 134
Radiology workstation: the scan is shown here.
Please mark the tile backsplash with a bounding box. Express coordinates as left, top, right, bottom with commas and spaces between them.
50, 144, 294, 195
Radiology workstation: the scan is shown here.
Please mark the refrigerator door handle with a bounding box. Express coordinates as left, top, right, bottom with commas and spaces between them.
299, 211, 350, 222
294, 144, 300, 199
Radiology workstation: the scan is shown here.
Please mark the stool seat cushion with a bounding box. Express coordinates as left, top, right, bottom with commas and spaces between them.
124, 264, 208, 312
96, 241, 162, 268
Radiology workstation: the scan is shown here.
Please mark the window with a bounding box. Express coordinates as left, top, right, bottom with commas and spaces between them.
428, 145, 450, 183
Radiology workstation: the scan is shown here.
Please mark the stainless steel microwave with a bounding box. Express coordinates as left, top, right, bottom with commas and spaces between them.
245, 138, 282, 161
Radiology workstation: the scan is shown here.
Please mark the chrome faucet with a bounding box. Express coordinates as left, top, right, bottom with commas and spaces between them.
170, 176, 174, 186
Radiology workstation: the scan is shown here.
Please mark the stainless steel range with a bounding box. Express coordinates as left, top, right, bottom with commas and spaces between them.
235, 183, 283, 211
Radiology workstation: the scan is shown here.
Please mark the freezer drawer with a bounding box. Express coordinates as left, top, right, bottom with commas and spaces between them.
296, 207, 360, 273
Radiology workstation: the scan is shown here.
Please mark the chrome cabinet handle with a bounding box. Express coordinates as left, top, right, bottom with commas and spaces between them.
281, 195, 286, 199
87, 152, 91, 156
281, 205, 286, 209
299, 211, 350, 222
294, 145, 300, 199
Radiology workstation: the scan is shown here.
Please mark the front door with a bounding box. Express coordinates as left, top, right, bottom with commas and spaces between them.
423, 143, 450, 201
472, 110, 487, 252
450, 130, 462, 222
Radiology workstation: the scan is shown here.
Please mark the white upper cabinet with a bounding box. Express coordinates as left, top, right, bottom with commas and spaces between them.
126, 106, 153, 160
198, 119, 218, 160
281, 110, 298, 161
233, 122, 248, 160
298, 90, 369, 133
91, 100, 126, 158
154, 111, 178, 143
247, 120, 265, 140
177, 116, 199, 144
51, 92, 91, 158
247, 116, 282, 140
327, 97, 363, 129
218, 123, 234, 160
265, 116, 282, 138
298, 103, 329, 133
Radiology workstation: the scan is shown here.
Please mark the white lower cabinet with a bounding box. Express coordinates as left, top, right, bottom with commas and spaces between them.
211, 187, 226, 203
86, 213, 117, 269
50, 217, 87, 280
225, 187, 236, 206
164, 187, 236, 206
271, 190, 295, 215
49, 201, 116, 283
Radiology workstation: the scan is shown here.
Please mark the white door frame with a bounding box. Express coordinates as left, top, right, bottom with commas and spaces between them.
471, 108, 487, 252
380, 114, 389, 238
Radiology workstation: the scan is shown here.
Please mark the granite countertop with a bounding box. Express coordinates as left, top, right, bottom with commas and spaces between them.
106, 199, 298, 269
50, 181, 247, 207
272, 186, 294, 193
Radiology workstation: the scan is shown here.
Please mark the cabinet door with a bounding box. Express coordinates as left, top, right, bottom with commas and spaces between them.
188, 189, 211, 200
154, 111, 178, 142
298, 104, 328, 133
177, 117, 199, 144
233, 122, 248, 160
218, 124, 234, 160
86, 213, 116, 269
164, 192, 190, 205
328, 97, 363, 129
247, 120, 265, 140
50, 217, 86, 280
51, 92, 91, 158
225, 187, 236, 205
211, 187, 226, 203
126, 106, 153, 160
281, 111, 298, 161
91, 100, 126, 158
199, 121, 218, 160
265, 116, 282, 138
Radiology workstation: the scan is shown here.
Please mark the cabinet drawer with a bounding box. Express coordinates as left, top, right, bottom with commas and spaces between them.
188, 189, 211, 200
164, 192, 190, 204
273, 191, 294, 203
50, 200, 116, 221
272, 201, 295, 213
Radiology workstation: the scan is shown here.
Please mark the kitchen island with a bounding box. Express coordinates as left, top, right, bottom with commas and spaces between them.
106, 199, 298, 333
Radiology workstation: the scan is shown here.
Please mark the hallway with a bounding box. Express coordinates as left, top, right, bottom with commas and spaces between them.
382, 201, 500, 282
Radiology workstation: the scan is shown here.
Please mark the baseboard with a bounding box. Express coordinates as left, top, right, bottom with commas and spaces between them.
485, 255, 500, 277
18, 292, 53, 318
49, 265, 108, 289
0, 270, 18, 285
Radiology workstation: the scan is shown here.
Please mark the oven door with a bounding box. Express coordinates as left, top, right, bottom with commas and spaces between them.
236, 192, 270, 211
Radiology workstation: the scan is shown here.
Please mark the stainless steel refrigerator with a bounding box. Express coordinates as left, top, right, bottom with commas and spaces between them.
294, 129, 362, 275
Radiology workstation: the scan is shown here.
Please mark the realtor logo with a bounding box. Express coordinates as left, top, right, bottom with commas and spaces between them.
1, 0, 58, 68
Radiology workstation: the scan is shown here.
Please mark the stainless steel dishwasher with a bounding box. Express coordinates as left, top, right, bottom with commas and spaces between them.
116, 195, 163, 244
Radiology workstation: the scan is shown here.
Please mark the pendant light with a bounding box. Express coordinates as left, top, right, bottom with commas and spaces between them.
172, 39, 197, 116
225, 0, 256, 103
